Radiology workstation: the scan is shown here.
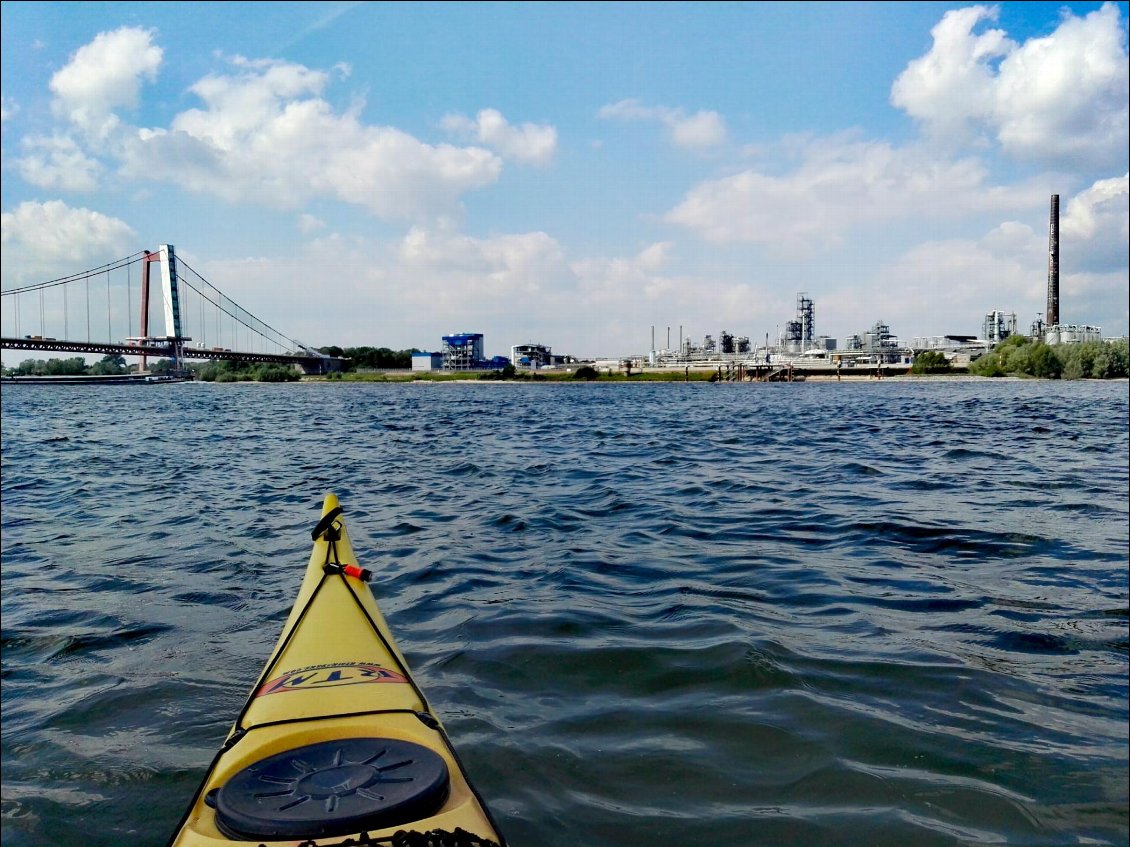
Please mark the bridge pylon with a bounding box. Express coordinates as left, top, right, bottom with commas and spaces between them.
132, 244, 190, 374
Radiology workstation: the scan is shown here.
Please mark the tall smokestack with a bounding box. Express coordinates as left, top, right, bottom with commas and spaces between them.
1046, 194, 1060, 327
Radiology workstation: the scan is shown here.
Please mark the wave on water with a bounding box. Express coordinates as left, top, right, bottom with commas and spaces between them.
1, 379, 1127, 847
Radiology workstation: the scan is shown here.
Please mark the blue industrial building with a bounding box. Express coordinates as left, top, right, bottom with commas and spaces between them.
410, 333, 510, 372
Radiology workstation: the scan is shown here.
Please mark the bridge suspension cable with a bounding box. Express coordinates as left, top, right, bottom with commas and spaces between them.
2, 252, 151, 296
2, 246, 327, 369
174, 256, 305, 354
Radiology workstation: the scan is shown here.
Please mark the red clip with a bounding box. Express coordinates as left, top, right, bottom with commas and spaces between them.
341, 564, 372, 582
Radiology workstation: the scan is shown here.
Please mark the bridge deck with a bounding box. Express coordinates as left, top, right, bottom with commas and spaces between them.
0, 336, 341, 367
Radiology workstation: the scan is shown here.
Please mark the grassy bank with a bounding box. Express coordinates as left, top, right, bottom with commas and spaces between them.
311, 369, 723, 383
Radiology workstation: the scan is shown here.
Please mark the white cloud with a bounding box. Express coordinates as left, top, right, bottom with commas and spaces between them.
181, 233, 743, 357
116, 56, 503, 220
49, 26, 162, 141
298, 213, 326, 235
857, 225, 1045, 340
1061, 269, 1129, 335
831, 178, 1130, 340
394, 225, 568, 302
994, 4, 1128, 166
567, 242, 768, 354
440, 108, 557, 165
0, 200, 135, 284
598, 99, 727, 149
17, 135, 103, 192
178, 228, 578, 354
1, 95, 18, 123
570, 241, 748, 317
891, 3, 1129, 170
20, 31, 510, 222
890, 6, 1012, 144
571, 242, 678, 305
664, 134, 1021, 253
1061, 173, 1129, 272
670, 109, 728, 150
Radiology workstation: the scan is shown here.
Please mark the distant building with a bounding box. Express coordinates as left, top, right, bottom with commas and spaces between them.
982, 311, 1017, 344
512, 342, 552, 369
1044, 325, 1102, 345
845, 321, 904, 362
813, 335, 836, 351
412, 351, 444, 371
442, 332, 486, 370
436, 332, 509, 370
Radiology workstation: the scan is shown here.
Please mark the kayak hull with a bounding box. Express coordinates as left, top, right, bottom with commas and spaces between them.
168, 494, 505, 846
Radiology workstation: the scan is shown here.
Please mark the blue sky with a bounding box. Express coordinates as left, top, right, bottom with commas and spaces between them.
2, 1, 1127, 361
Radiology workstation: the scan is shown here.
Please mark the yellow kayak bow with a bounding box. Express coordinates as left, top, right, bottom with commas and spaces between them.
168, 494, 506, 847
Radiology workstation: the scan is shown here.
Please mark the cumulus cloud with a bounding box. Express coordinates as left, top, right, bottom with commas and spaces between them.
16, 135, 103, 192
890, 6, 1012, 143
49, 26, 162, 140
117, 55, 503, 220
440, 109, 557, 165
567, 241, 766, 355
298, 213, 327, 235
891, 3, 1129, 169
395, 225, 568, 302
571, 242, 675, 304
854, 224, 1045, 340
664, 134, 1021, 253
0, 200, 135, 285
1061, 173, 1130, 273
850, 177, 1130, 340
598, 99, 727, 149
193, 227, 579, 352
20, 29, 508, 221
567, 241, 747, 316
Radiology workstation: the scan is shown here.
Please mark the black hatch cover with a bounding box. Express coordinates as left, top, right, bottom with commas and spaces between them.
213, 736, 450, 840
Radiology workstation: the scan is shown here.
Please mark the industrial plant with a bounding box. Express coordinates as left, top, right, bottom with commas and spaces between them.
412, 333, 509, 372
607, 194, 1106, 376
402, 196, 1106, 379
411, 333, 573, 372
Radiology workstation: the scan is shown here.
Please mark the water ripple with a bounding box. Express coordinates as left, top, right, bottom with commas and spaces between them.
1, 379, 1127, 847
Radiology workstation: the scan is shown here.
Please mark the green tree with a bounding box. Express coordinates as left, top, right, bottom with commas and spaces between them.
970, 335, 1129, 379
197, 359, 255, 382
43, 357, 89, 376
89, 354, 128, 375
911, 350, 953, 374
13, 358, 46, 375
338, 346, 415, 370
147, 358, 177, 375
1102, 338, 1129, 378
969, 356, 1005, 377
1056, 339, 1128, 379
251, 364, 301, 382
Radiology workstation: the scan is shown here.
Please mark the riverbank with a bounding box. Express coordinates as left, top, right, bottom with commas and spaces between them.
305, 366, 963, 384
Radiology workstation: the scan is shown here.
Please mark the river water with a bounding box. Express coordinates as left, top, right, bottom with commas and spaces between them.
1, 378, 1127, 847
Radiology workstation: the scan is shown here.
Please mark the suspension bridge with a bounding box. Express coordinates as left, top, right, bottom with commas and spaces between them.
1, 245, 346, 375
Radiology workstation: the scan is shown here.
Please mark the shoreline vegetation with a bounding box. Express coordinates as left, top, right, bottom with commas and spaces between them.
3, 338, 1127, 383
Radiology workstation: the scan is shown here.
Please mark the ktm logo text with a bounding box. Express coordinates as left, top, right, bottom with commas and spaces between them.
257, 662, 407, 696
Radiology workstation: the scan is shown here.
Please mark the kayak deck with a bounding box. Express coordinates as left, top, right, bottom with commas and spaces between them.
168, 494, 506, 846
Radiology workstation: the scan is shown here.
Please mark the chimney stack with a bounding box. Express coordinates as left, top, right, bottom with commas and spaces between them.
1046, 194, 1060, 327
